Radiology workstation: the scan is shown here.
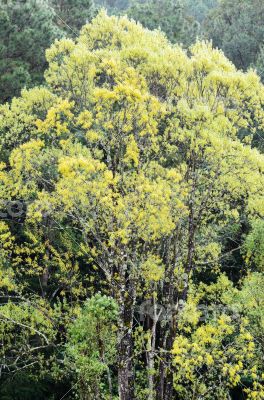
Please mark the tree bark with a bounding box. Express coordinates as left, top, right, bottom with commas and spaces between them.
118, 325, 134, 400
117, 259, 135, 400
146, 294, 161, 400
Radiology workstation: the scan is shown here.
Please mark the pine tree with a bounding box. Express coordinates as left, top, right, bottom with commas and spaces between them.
0, 0, 62, 103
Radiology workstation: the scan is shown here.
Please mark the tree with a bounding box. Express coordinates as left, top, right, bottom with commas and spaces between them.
94, 0, 129, 13
244, 220, 264, 271
171, 273, 264, 399
0, 12, 264, 400
66, 294, 118, 400
225, 273, 264, 355
0, 0, 97, 104
204, 0, 264, 71
52, 0, 96, 33
126, 0, 199, 46
0, 0, 62, 103
173, 315, 259, 399
185, 0, 218, 23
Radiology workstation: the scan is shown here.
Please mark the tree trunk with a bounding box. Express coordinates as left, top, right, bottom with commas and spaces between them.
117, 259, 135, 400
118, 328, 134, 400
146, 294, 161, 400
157, 235, 179, 400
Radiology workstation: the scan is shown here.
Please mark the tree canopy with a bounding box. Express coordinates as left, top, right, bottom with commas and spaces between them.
0, 9, 264, 400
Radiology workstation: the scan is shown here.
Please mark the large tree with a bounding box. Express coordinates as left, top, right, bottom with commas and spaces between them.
0, 12, 264, 400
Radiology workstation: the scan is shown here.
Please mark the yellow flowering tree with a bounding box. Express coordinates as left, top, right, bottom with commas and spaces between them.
172, 275, 264, 399
172, 316, 256, 399
0, 12, 264, 400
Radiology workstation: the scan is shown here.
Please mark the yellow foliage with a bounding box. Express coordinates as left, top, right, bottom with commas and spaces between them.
141, 255, 164, 282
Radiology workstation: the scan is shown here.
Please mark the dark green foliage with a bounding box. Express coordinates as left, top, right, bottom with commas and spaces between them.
0, 0, 96, 103
53, 0, 96, 33
0, 0, 62, 103
95, 0, 130, 13
0, 373, 70, 400
185, 0, 218, 23
126, 0, 199, 46
204, 0, 264, 71
255, 45, 264, 80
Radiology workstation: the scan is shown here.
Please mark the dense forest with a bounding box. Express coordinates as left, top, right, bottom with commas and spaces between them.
0, 1, 263, 399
